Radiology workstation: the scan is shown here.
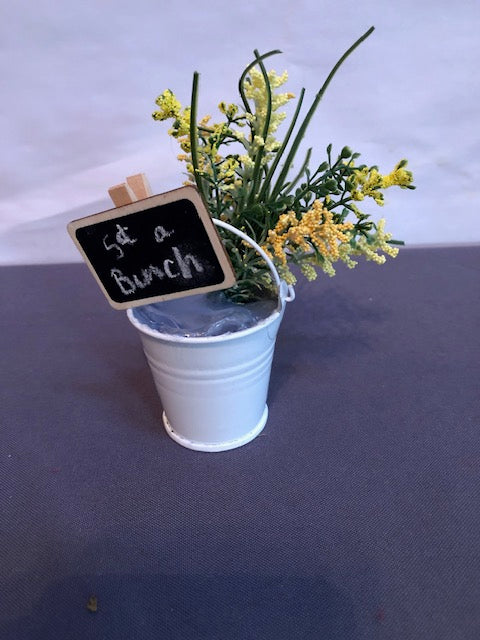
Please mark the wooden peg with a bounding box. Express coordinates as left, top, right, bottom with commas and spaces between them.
108, 183, 137, 207
126, 173, 153, 200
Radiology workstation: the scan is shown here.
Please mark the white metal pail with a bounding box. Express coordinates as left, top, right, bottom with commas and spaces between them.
127, 220, 295, 452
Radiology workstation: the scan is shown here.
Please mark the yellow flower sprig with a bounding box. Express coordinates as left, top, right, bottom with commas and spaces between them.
349, 160, 414, 205
152, 29, 415, 302
264, 201, 353, 266
261, 200, 401, 283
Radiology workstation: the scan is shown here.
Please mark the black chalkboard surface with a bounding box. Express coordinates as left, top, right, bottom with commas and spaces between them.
68, 186, 236, 309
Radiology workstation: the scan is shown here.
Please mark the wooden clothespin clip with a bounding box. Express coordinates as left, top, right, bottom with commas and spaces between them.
126, 173, 152, 200
108, 173, 153, 207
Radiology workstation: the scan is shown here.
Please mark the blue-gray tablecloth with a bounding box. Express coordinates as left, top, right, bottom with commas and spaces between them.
1, 246, 479, 639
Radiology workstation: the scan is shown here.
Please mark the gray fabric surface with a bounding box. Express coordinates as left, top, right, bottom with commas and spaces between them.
1, 247, 479, 639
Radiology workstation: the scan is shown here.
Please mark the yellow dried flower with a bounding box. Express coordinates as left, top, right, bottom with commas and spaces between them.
218, 102, 238, 118
349, 161, 413, 205
382, 161, 414, 188
301, 263, 317, 281
152, 90, 182, 120
263, 200, 354, 271
151, 36, 414, 302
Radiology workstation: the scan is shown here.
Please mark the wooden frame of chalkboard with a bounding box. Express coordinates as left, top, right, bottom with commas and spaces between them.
68, 186, 236, 310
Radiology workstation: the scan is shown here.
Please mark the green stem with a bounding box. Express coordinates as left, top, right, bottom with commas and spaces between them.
246, 49, 273, 206
269, 26, 375, 200
189, 71, 208, 207
208, 155, 223, 218
258, 88, 306, 201
326, 196, 353, 210
281, 147, 312, 196
238, 49, 282, 115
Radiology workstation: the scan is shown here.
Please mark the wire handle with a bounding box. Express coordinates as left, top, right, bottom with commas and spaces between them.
213, 218, 295, 305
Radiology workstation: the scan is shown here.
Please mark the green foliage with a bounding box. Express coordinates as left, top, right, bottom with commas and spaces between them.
153, 26, 415, 302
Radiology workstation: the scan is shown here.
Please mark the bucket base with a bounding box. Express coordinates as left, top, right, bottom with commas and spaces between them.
162, 406, 268, 452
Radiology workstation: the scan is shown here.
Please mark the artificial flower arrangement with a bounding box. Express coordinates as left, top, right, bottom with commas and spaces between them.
152, 26, 414, 303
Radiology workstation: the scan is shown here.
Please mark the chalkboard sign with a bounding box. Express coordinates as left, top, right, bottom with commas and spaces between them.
68, 186, 236, 309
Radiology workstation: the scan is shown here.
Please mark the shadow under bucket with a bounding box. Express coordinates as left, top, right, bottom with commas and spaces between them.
126, 219, 295, 452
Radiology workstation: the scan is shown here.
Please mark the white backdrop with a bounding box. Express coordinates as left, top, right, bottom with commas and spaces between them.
1, 0, 479, 264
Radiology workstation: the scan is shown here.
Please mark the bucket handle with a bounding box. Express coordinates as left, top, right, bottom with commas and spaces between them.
212, 218, 295, 305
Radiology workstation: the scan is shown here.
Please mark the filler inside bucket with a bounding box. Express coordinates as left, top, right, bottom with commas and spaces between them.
130, 291, 278, 338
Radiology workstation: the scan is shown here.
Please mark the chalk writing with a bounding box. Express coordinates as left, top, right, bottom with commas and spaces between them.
103, 234, 123, 259
110, 246, 204, 295
154, 225, 174, 243
115, 224, 137, 246
103, 224, 138, 260
171, 247, 204, 279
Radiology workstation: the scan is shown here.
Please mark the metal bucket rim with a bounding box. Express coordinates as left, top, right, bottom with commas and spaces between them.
126, 302, 283, 344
